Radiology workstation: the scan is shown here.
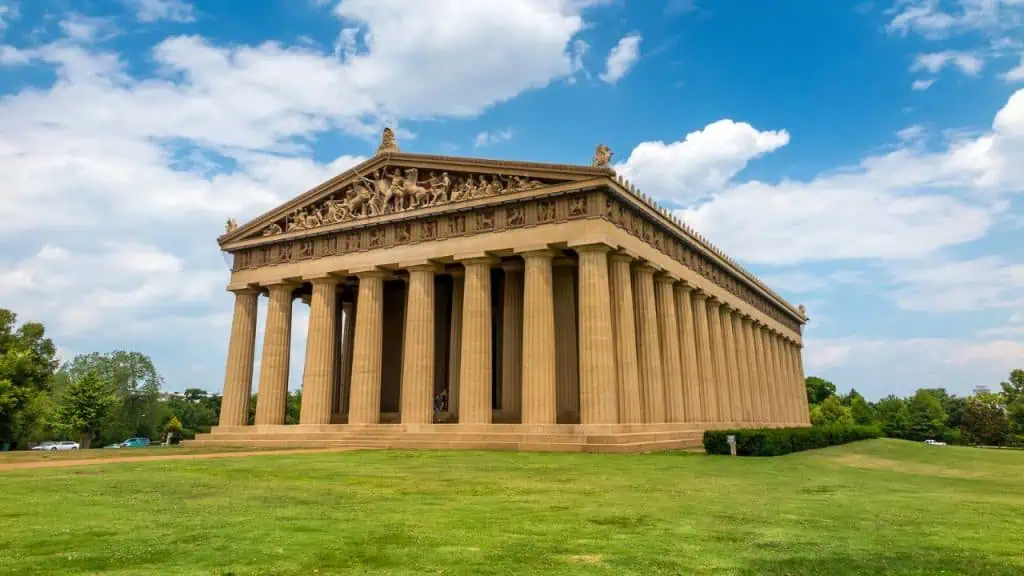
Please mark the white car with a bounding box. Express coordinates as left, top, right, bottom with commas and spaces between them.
924, 439, 947, 446
31, 441, 80, 451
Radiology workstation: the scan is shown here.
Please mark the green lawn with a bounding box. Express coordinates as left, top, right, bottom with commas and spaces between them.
0, 439, 1021, 575
0, 445, 288, 464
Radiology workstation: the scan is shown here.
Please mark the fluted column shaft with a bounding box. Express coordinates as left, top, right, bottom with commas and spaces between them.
675, 286, 703, 422
783, 339, 801, 425
338, 299, 356, 416
521, 251, 557, 425
553, 259, 579, 421
692, 293, 719, 422
767, 332, 788, 424
794, 344, 809, 425
348, 272, 386, 425
401, 265, 437, 424
448, 272, 464, 417
706, 299, 730, 423
745, 317, 770, 422
255, 283, 295, 426
299, 278, 339, 425
655, 276, 686, 423
500, 262, 524, 420
633, 264, 666, 423
757, 327, 779, 425
722, 307, 745, 423
219, 289, 260, 427
609, 254, 643, 423
576, 245, 618, 425
459, 258, 494, 424
731, 312, 754, 423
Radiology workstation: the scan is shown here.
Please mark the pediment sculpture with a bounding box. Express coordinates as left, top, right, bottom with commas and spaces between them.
592, 144, 613, 168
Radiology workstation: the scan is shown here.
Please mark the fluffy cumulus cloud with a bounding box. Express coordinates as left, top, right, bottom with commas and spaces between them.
887, 0, 1024, 39
911, 49, 984, 75
0, 0, 605, 383
599, 33, 641, 83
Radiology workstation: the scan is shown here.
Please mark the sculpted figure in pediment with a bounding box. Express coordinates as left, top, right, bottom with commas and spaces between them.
402, 168, 431, 209
592, 144, 613, 168
428, 171, 450, 205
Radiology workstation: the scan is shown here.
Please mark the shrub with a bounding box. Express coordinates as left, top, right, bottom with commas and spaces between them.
703, 424, 881, 456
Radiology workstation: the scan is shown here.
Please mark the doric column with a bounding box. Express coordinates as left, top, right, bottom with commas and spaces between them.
347, 271, 386, 425
576, 244, 618, 425
741, 317, 765, 423
500, 261, 524, 420
337, 297, 356, 417
731, 311, 754, 424
783, 338, 801, 425
633, 263, 666, 423
254, 282, 295, 426
219, 288, 260, 427
299, 277, 339, 425
794, 343, 809, 425
400, 264, 437, 424
691, 291, 719, 422
767, 331, 788, 424
721, 304, 744, 423
458, 257, 494, 424
448, 271, 464, 417
757, 326, 780, 425
553, 258, 579, 421
655, 275, 686, 423
608, 252, 643, 423
520, 250, 557, 424
675, 285, 703, 422
706, 298, 731, 423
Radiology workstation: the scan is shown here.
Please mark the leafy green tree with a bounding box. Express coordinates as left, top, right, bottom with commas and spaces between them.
805, 376, 836, 405
849, 395, 875, 426
59, 351, 164, 445
53, 371, 118, 448
286, 391, 302, 425
874, 395, 909, 439
906, 389, 947, 441
811, 395, 853, 426
841, 388, 865, 407
164, 415, 183, 444
962, 393, 1010, 446
1000, 369, 1024, 434
0, 309, 58, 448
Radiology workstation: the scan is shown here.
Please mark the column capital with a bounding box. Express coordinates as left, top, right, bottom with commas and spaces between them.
305, 275, 341, 286
691, 289, 709, 301
227, 286, 262, 296
403, 263, 440, 274
570, 242, 614, 254
454, 253, 498, 266
654, 272, 680, 284
608, 248, 640, 263
350, 266, 390, 279
514, 244, 556, 257
399, 259, 440, 272
706, 296, 723, 308
633, 261, 661, 274
518, 248, 557, 260
262, 279, 301, 290
741, 314, 755, 324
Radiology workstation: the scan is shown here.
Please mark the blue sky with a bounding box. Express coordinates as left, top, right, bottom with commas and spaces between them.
0, 0, 1021, 400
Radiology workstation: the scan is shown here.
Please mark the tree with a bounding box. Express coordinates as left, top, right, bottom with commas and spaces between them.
962, 393, 1010, 446
874, 395, 910, 439
849, 395, 875, 426
1001, 369, 1024, 435
906, 389, 947, 441
0, 309, 58, 448
811, 395, 853, 426
164, 415, 183, 445
53, 371, 118, 448
805, 376, 836, 405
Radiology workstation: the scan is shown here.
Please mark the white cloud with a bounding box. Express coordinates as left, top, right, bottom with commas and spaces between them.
599, 33, 641, 83
911, 49, 984, 75
1005, 55, 1024, 81
613, 89, 1024, 265
887, 0, 1024, 39
474, 128, 514, 148
888, 256, 1024, 312
615, 119, 790, 203
0, 1, 18, 35
126, 0, 196, 23
912, 78, 936, 90
805, 336, 1024, 398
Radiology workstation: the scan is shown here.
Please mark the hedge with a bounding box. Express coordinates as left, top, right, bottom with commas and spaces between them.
703, 424, 881, 456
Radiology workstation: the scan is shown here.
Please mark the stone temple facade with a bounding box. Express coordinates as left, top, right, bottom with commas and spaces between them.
189, 130, 810, 453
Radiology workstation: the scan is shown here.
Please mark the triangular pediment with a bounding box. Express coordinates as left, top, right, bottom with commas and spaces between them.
219, 152, 611, 249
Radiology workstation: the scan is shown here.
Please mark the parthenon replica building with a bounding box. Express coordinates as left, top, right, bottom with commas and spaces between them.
191, 129, 810, 452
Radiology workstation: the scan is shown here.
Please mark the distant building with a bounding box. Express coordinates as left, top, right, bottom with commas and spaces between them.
973, 385, 991, 396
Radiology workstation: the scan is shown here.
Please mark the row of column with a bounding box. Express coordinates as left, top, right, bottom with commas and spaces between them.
218, 244, 809, 428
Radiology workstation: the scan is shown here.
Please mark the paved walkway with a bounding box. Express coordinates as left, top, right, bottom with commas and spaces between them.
0, 448, 360, 472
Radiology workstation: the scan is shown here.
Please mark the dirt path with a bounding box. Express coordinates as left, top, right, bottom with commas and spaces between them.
0, 448, 362, 472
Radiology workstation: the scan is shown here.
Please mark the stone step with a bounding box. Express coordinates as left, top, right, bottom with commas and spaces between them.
197, 430, 703, 446
186, 436, 704, 453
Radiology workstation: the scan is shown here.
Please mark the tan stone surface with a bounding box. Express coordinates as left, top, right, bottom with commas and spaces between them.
720, 304, 743, 422
608, 253, 643, 424
731, 311, 754, 423
633, 264, 666, 424
741, 318, 765, 423
767, 332, 789, 423
448, 271, 464, 417
219, 289, 259, 427
337, 299, 356, 417
500, 261, 524, 420
691, 292, 719, 422
655, 276, 686, 423
254, 283, 295, 426
553, 259, 579, 421
575, 244, 618, 425
675, 285, 703, 422
521, 250, 557, 425
299, 278, 339, 425
706, 299, 730, 422
348, 272, 386, 425
795, 344, 810, 425
458, 258, 494, 424
400, 265, 436, 424
756, 326, 779, 424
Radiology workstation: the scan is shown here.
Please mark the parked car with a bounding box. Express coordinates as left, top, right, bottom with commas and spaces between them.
31, 441, 79, 451
119, 437, 151, 448
924, 439, 947, 446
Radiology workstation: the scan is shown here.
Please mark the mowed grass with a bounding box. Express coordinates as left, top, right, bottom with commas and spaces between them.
0, 445, 281, 464
0, 439, 1021, 575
